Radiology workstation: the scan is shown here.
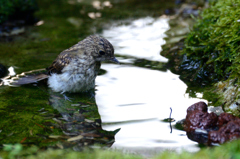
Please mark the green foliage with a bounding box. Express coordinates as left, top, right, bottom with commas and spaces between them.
181, 0, 240, 85
0, 0, 38, 23
2, 139, 240, 159
3, 144, 23, 159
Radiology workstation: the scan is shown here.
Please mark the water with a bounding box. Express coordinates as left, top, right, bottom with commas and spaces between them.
0, 15, 206, 156
95, 17, 206, 155
102, 17, 168, 62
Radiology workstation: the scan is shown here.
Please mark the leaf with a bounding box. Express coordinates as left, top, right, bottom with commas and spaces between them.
67, 135, 83, 142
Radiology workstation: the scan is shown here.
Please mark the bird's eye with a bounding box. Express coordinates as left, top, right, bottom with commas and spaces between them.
99, 51, 105, 55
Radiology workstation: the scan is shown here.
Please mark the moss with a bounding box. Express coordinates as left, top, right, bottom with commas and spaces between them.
162, 0, 240, 114
181, 0, 240, 114
181, 0, 240, 86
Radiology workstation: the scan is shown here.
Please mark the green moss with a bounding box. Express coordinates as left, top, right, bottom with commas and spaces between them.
162, 0, 240, 114
0, 85, 60, 145
181, 0, 240, 85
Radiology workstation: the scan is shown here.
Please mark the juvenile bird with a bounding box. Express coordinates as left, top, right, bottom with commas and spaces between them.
14, 35, 119, 93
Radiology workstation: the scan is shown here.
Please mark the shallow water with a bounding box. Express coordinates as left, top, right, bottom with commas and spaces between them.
0, 1, 207, 155
96, 17, 206, 155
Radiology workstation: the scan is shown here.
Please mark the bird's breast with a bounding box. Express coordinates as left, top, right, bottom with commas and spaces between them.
48, 59, 98, 93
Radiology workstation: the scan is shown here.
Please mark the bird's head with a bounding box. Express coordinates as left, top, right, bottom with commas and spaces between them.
87, 35, 119, 64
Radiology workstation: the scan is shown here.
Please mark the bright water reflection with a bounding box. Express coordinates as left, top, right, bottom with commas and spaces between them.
102, 17, 169, 62
96, 17, 207, 155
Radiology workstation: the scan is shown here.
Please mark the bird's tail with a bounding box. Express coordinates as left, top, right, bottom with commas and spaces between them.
0, 68, 49, 86
13, 73, 49, 85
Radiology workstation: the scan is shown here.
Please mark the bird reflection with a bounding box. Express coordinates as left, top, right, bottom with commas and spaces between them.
48, 88, 120, 150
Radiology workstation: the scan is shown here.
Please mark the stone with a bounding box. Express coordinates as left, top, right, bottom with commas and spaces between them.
208, 119, 240, 144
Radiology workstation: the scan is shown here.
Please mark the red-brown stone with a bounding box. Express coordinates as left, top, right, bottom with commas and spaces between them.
187, 101, 208, 114
185, 110, 218, 132
185, 101, 240, 145
217, 112, 238, 127
208, 119, 240, 144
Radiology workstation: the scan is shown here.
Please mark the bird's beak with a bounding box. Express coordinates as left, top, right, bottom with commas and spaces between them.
109, 57, 120, 64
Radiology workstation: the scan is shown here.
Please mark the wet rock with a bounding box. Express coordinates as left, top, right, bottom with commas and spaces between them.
185, 101, 218, 132
208, 106, 224, 116
209, 119, 240, 144
175, 119, 185, 130
185, 110, 218, 132
186, 129, 208, 144
187, 101, 208, 114
217, 113, 238, 127
185, 101, 240, 145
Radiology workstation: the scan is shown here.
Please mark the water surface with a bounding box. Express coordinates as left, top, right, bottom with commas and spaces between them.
0, 2, 206, 156
96, 17, 206, 155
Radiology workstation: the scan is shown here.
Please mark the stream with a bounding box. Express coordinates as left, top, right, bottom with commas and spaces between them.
0, 0, 207, 157
96, 16, 206, 155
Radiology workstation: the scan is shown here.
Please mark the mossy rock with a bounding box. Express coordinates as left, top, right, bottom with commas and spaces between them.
166, 0, 240, 115
180, 0, 240, 86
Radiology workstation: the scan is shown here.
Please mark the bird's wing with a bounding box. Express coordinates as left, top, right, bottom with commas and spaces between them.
46, 49, 78, 74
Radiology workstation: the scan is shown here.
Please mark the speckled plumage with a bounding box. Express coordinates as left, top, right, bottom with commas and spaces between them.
14, 35, 119, 93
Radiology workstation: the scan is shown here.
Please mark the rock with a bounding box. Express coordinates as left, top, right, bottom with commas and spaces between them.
186, 130, 208, 144
187, 101, 208, 114
217, 113, 238, 127
208, 119, 240, 144
185, 101, 240, 145
185, 101, 218, 132
185, 110, 218, 132
208, 106, 224, 116
215, 80, 240, 116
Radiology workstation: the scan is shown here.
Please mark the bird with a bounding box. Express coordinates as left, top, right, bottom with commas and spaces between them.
13, 35, 119, 94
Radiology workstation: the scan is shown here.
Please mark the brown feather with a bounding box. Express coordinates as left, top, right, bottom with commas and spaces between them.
47, 51, 75, 74
13, 73, 49, 85
46, 39, 86, 74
